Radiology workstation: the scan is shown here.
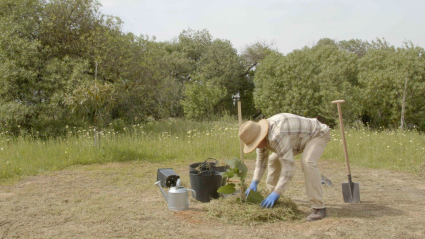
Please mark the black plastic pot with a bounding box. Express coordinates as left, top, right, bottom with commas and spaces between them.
188, 158, 217, 172
189, 158, 229, 186
189, 170, 223, 203
189, 158, 229, 173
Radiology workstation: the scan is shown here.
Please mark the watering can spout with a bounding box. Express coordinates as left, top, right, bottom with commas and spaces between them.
155, 181, 168, 202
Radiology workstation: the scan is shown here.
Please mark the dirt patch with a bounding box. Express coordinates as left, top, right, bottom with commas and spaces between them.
0, 160, 424, 238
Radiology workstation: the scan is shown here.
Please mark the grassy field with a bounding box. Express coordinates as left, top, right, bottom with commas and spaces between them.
1, 118, 424, 182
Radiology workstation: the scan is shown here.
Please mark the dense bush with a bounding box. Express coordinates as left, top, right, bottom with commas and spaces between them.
254, 39, 425, 130
253, 41, 360, 126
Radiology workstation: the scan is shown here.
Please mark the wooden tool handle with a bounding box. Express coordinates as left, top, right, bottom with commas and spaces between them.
238, 101, 244, 162
332, 100, 346, 104
333, 100, 351, 175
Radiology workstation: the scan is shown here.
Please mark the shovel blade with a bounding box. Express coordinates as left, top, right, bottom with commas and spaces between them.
342, 182, 360, 203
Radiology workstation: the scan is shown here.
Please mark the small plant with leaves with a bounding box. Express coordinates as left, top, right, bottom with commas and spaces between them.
217, 158, 264, 204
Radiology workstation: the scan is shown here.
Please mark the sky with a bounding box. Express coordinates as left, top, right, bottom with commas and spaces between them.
98, 0, 425, 54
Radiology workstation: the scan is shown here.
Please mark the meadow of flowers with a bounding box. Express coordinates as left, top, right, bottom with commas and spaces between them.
1, 119, 424, 181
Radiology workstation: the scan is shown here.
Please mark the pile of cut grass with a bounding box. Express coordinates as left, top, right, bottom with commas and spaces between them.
204, 192, 303, 225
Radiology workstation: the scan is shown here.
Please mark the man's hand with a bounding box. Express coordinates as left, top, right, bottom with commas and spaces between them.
260, 192, 280, 208
245, 180, 259, 198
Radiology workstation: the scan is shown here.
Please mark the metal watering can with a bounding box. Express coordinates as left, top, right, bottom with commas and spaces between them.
155, 179, 196, 211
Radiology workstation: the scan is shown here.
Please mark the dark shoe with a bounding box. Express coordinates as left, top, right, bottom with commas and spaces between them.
306, 208, 326, 221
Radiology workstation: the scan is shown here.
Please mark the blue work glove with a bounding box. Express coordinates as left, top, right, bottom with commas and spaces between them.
260, 191, 280, 208
245, 180, 259, 198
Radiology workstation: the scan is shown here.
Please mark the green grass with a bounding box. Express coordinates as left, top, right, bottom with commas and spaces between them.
0, 118, 240, 181
242, 124, 425, 174
324, 126, 425, 172
1, 119, 424, 182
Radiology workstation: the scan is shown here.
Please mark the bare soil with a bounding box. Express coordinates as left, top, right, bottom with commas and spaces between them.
1, 159, 424, 239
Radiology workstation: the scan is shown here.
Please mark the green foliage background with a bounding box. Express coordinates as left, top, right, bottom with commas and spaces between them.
1, 0, 424, 137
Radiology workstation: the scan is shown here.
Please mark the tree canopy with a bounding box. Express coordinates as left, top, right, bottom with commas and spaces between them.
358, 40, 425, 129
253, 40, 360, 125
1, 0, 424, 136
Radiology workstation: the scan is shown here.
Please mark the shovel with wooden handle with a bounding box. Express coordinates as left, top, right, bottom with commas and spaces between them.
332, 100, 360, 203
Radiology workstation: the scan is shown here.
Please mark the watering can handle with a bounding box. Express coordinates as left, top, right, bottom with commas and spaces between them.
187, 189, 196, 199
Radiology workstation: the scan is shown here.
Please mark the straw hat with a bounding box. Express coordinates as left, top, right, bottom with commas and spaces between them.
238, 119, 269, 153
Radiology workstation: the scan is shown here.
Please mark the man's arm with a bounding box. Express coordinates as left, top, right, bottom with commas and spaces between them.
260, 153, 295, 208
273, 154, 295, 195
269, 135, 296, 195
252, 148, 269, 182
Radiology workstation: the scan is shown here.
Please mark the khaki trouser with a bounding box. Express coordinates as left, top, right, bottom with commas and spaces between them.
266, 131, 331, 209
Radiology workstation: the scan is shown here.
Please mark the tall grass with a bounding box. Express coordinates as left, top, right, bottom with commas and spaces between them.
0, 118, 240, 181
1, 119, 424, 181
323, 126, 425, 172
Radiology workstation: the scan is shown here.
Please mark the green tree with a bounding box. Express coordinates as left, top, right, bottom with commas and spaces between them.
238, 42, 277, 118
110, 35, 183, 122
172, 29, 277, 120
0, 0, 73, 136
253, 41, 360, 125
170, 28, 213, 80
170, 29, 241, 119
338, 39, 371, 58
181, 79, 227, 120
0, 0, 132, 136
358, 39, 425, 129
195, 39, 243, 115
63, 80, 115, 126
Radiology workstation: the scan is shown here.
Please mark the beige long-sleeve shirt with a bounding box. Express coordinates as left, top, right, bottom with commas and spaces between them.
252, 113, 330, 195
